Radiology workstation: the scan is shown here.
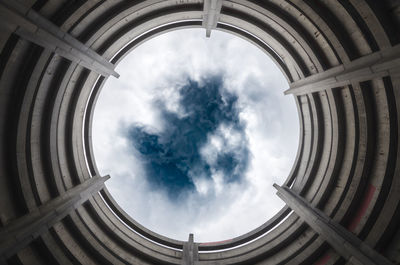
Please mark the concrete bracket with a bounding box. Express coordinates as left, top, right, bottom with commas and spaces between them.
0, 176, 109, 258
273, 184, 395, 265
202, 0, 223, 37
182, 233, 198, 265
285, 44, 400, 95
0, 0, 119, 78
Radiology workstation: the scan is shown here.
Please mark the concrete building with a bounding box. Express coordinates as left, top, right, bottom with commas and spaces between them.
0, 0, 400, 264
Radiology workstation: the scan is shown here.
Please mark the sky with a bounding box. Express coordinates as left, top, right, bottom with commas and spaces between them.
92, 28, 299, 242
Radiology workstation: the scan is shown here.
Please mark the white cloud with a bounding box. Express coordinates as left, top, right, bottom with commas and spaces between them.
92, 29, 299, 242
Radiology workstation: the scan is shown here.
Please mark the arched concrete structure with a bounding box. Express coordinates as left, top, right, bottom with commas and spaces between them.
0, 0, 400, 264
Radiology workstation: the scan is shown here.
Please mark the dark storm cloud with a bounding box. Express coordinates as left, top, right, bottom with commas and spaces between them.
126, 76, 249, 199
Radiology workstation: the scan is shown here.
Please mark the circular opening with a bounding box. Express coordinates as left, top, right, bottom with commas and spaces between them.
93, 29, 299, 242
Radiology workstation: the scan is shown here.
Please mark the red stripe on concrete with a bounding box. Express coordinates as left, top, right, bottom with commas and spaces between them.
314, 253, 330, 265
347, 184, 376, 232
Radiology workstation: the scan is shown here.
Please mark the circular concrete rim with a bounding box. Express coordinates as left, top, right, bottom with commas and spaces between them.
1, 1, 399, 264
90, 24, 300, 243
84, 10, 304, 251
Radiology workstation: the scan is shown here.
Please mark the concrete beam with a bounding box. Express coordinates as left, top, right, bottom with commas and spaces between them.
182, 233, 198, 265
285, 44, 400, 95
0, 176, 110, 259
0, 0, 119, 78
274, 184, 395, 265
202, 0, 223, 37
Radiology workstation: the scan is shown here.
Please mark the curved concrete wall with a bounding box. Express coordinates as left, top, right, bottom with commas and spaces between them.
0, 0, 399, 264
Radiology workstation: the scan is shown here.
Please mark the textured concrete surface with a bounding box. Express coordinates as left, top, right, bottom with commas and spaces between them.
0, 0, 399, 264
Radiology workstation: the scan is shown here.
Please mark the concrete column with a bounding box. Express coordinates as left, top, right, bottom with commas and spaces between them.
273, 184, 394, 265
202, 0, 223, 37
285, 44, 400, 96
182, 233, 198, 265
0, 176, 110, 259
0, 0, 119, 78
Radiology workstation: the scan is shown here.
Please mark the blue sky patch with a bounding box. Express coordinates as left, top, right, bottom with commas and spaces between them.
126, 76, 249, 199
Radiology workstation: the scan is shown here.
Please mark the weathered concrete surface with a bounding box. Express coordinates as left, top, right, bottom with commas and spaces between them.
0, 0, 119, 77
274, 184, 394, 265
0, 176, 109, 259
202, 0, 222, 37
0, 0, 399, 264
